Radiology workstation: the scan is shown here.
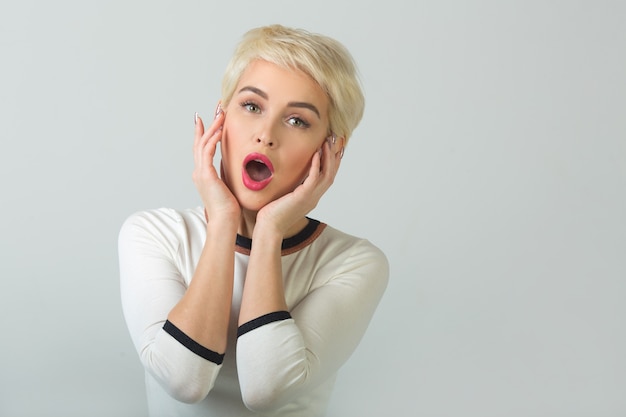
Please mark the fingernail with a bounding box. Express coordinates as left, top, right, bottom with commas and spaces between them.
215, 103, 222, 119
318, 148, 323, 158
194, 112, 198, 125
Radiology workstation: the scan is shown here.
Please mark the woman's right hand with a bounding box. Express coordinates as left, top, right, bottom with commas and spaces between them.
192, 103, 241, 222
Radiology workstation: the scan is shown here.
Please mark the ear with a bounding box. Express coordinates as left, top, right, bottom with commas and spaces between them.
338, 136, 346, 159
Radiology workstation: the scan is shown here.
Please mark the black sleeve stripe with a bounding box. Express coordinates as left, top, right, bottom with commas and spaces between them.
237, 311, 292, 338
163, 320, 225, 365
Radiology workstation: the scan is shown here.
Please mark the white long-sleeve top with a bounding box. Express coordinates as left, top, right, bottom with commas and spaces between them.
119, 207, 388, 416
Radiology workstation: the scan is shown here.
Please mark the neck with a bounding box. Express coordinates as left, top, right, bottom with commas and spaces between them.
238, 209, 257, 239
237, 209, 309, 240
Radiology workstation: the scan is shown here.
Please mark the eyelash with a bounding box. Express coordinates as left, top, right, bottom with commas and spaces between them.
288, 117, 310, 129
239, 101, 311, 129
241, 101, 261, 113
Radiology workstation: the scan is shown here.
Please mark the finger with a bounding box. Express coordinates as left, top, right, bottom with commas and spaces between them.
199, 119, 224, 177
194, 113, 205, 148
203, 123, 223, 161
195, 101, 223, 142
328, 136, 344, 167
306, 147, 322, 182
195, 113, 224, 165
204, 106, 225, 149
199, 111, 224, 148
193, 114, 206, 168
319, 139, 340, 186
321, 139, 335, 174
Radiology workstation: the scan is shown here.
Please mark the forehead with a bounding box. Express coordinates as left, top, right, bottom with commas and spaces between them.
235, 60, 328, 110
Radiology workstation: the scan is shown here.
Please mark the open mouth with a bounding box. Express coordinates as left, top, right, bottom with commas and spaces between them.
242, 153, 274, 190
246, 160, 272, 182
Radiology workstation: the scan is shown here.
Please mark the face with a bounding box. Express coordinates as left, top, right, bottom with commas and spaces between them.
220, 60, 330, 212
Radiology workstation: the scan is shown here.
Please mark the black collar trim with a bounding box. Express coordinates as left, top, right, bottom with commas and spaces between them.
235, 217, 324, 256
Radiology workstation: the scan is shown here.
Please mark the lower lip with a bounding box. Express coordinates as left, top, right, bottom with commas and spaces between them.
242, 168, 273, 191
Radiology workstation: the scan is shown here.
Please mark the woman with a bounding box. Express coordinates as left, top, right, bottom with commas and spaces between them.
119, 24, 388, 416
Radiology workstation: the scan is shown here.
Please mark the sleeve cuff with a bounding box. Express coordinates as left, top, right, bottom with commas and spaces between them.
163, 320, 225, 365
237, 311, 292, 338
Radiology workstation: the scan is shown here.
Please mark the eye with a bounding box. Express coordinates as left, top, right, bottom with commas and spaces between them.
241, 101, 261, 113
287, 116, 310, 129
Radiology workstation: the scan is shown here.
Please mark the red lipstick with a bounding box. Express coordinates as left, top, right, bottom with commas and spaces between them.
242, 153, 274, 191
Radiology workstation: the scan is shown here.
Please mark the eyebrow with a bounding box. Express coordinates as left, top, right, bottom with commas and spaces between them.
237, 86, 321, 119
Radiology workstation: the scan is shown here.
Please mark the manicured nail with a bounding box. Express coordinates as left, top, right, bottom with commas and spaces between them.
194, 112, 198, 125
215, 103, 222, 119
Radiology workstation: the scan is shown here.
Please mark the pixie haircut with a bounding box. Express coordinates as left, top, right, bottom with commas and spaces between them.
221, 24, 365, 144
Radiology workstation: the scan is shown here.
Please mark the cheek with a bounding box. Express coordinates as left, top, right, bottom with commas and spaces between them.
286, 149, 316, 179
220, 120, 242, 161
219, 135, 238, 182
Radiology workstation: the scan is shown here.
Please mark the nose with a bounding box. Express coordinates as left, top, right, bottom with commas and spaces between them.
255, 118, 279, 148
256, 136, 274, 147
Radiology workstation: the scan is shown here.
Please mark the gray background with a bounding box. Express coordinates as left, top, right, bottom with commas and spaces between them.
1, 1, 625, 416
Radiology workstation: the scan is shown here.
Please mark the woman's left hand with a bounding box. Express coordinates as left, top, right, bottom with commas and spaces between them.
256, 137, 344, 237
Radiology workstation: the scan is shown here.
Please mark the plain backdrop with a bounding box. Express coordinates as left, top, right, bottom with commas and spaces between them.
1, 1, 625, 416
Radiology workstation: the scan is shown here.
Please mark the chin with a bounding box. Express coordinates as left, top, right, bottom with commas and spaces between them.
237, 185, 299, 214
238, 200, 268, 213
234, 189, 274, 213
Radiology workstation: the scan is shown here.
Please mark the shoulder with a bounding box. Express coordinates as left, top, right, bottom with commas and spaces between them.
319, 224, 387, 261
121, 207, 204, 227
316, 224, 389, 283
118, 207, 205, 248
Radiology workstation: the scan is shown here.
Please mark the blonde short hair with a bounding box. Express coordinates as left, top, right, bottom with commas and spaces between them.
221, 24, 365, 143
